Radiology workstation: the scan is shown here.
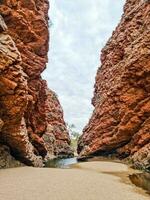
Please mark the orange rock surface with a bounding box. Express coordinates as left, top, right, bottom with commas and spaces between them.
0, 1, 73, 168
78, 0, 150, 170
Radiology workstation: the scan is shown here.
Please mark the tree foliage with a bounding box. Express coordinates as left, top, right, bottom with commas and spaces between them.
66, 123, 80, 152
67, 123, 80, 140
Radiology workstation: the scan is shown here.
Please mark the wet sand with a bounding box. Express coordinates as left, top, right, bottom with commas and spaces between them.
0, 161, 149, 200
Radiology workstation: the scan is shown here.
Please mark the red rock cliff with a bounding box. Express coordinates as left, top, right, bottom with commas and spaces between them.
78, 0, 150, 171
0, 0, 73, 168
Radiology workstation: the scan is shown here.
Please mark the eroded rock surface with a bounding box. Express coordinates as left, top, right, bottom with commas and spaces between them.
0, 145, 23, 169
78, 0, 150, 170
0, 1, 73, 168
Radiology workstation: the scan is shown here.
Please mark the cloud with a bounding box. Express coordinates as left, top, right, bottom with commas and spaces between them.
42, 0, 126, 132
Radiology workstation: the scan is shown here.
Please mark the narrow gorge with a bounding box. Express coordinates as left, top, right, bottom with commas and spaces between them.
0, 1, 150, 200
0, 0, 150, 173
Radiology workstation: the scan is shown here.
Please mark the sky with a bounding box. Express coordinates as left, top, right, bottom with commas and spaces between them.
43, 0, 126, 132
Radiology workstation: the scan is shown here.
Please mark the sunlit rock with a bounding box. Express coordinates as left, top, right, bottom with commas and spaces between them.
78, 0, 150, 170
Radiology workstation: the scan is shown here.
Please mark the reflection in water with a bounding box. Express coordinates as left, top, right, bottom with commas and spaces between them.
45, 157, 78, 168
129, 173, 150, 194
45, 156, 117, 168
45, 156, 97, 168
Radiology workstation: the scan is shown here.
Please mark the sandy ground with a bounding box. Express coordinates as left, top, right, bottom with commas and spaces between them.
0, 161, 149, 200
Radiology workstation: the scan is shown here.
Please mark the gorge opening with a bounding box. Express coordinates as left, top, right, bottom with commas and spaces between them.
42, 0, 125, 134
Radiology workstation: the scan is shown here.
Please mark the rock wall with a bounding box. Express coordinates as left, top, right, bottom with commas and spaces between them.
78, 0, 150, 171
0, 0, 73, 168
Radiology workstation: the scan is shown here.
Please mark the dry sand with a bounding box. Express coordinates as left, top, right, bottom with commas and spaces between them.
0, 161, 149, 200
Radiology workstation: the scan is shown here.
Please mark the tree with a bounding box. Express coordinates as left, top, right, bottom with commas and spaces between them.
66, 123, 80, 152
67, 123, 80, 140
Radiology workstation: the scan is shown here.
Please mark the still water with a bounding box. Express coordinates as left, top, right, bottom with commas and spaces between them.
45, 157, 78, 168
45, 157, 150, 195
129, 173, 150, 195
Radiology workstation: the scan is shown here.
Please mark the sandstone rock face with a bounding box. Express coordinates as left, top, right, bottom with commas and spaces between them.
43, 89, 73, 158
78, 0, 150, 171
0, 145, 23, 169
0, 1, 73, 168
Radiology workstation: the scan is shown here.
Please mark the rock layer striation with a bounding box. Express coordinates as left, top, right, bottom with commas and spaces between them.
78, 0, 150, 171
0, 0, 73, 168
